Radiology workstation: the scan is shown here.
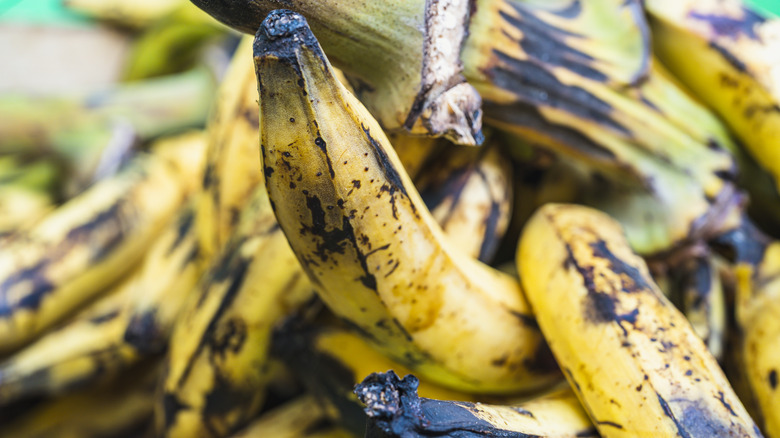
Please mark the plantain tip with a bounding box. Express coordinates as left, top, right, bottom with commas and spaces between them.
260, 9, 308, 40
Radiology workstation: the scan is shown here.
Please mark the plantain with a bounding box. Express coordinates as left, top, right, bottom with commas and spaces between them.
255, 10, 558, 394
0, 201, 202, 405
0, 360, 160, 438
518, 203, 760, 437
191, 0, 484, 145
646, 0, 780, 189
734, 238, 780, 437
355, 371, 596, 438
415, 137, 513, 263
229, 395, 355, 438
0, 186, 54, 241
158, 183, 314, 438
196, 36, 265, 260
0, 131, 206, 354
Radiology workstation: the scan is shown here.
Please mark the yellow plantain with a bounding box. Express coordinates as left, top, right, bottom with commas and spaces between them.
191, 0, 483, 145
0, 131, 206, 353
0, 186, 54, 242
518, 203, 760, 437
415, 138, 513, 263
735, 239, 780, 437
255, 10, 558, 394
356, 371, 596, 438
158, 184, 314, 438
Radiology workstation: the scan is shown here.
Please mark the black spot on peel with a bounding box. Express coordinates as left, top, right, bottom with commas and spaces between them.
595, 420, 623, 429
716, 391, 737, 417
124, 311, 164, 354
167, 209, 195, 256
361, 124, 416, 218
0, 260, 56, 316
314, 137, 336, 179
769, 369, 778, 390
589, 240, 653, 293
478, 195, 503, 263
209, 317, 248, 358
89, 309, 121, 324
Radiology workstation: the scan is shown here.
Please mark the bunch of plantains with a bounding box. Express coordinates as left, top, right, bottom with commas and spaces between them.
2, 0, 780, 436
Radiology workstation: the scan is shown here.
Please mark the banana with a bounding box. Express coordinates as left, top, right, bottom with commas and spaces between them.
415, 138, 513, 263
63, 0, 188, 28
646, 0, 780, 190
355, 371, 596, 438
0, 200, 202, 405
734, 239, 780, 436
191, 0, 484, 145
197, 36, 265, 260
158, 184, 314, 438
230, 395, 354, 438
0, 131, 206, 354
518, 203, 760, 437
255, 10, 558, 394
0, 68, 215, 195
0, 360, 160, 438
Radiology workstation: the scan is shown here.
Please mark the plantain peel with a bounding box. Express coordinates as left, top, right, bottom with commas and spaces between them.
192, 0, 483, 145
518, 204, 761, 437
254, 10, 559, 394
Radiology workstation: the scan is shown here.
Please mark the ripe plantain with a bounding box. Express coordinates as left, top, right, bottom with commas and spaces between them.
191, 0, 484, 145
518, 203, 760, 437
734, 239, 780, 437
0, 131, 206, 354
355, 371, 596, 438
255, 10, 558, 394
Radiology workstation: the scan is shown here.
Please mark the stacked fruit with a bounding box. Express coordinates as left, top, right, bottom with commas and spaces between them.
2, 0, 780, 436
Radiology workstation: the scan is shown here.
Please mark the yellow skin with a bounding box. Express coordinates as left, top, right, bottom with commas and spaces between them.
646, 0, 780, 193
0, 131, 206, 354
518, 204, 760, 437
736, 242, 780, 437
255, 11, 558, 394
230, 395, 354, 438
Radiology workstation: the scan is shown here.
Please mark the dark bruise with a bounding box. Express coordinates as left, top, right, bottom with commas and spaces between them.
689, 9, 765, 40
302, 195, 377, 290
656, 393, 691, 438
589, 240, 653, 293
203, 382, 254, 418
679, 402, 734, 437
478, 193, 503, 263
710, 218, 770, 264
66, 201, 126, 263
501, 4, 607, 82
361, 124, 415, 220
418, 167, 470, 220
687, 258, 712, 309
522, 340, 558, 375
0, 260, 56, 316
202, 162, 216, 189
769, 369, 778, 390
162, 392, 191, 429
314, 136, 336, 179
124, 312, 164, 354
355, 371, 546, 437
168, 208, 196, 256
709, 42, 747, 73
488, 52, 629, 136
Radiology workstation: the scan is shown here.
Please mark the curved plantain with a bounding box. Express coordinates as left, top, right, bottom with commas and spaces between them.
0, 131, 206, 354
518, 203, 760, 437
255, 10, 558, 394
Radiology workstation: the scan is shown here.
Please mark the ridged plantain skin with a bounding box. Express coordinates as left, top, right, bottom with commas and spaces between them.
735, 241, 780, 437
230, 395, 355, 438
190, 0, 483, 145
518, 203, 761, 437
0, 131, 206, 354
158, 184, 314, 438
255, 10, 558, 394
355, 371, 596, 438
